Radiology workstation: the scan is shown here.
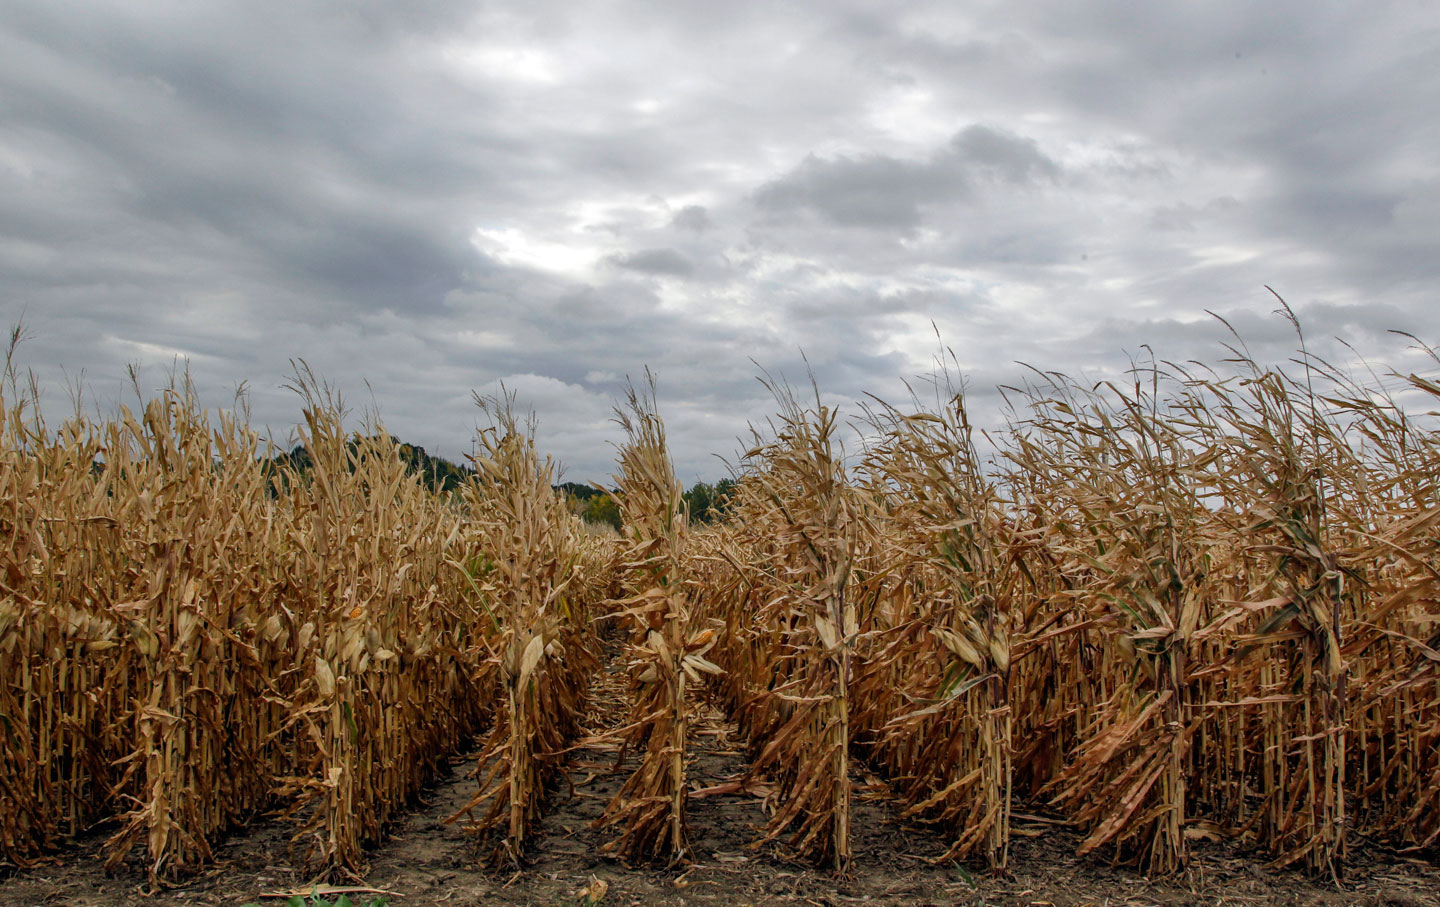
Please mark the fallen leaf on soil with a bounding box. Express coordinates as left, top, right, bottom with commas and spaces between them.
577, 876, 609, 903
258, 885, 399, 899
689, 777, 776, 799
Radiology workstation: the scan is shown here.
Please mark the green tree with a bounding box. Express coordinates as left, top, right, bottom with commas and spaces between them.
681, 478, 736, 524
683, 481, 714, 523
581, 492, 623, 530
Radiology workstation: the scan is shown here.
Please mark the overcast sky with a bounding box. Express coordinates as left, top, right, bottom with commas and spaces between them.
2, 1, 1436, 483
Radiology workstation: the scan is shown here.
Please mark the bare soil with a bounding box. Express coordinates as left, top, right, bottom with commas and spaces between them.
5, 645, 1437, 907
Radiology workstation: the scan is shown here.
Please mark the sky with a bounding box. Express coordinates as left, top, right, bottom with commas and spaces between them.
1, 1, 1437, 483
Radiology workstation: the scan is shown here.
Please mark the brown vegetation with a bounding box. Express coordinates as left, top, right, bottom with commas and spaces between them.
3, 321, 1438, 893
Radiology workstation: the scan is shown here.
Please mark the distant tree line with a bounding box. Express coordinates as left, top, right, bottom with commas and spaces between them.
266, 438, 734, 528
266, 436, 476, 495
560, 478, 736, 531
682, 477, 736, 524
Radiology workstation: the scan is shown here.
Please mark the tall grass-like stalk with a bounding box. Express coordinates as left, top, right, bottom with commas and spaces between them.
704, 379, 857, 871
596, 378, 713, 864
1, 358, 506, 883
1195, 337, 1351, 876
1336, 351, 1440, 849
995, 359, 1215, 873
446, 393, 598, 865
856, 370, 1014, 869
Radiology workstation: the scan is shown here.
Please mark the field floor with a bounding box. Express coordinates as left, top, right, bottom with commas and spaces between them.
4, 642, 1438, 907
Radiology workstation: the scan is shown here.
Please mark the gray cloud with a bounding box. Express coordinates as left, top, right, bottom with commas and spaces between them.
754, 124, 1062, 232
607, 248, 695, 278
755, 151, 958, 231
2, 0, 1436, 482
948, 125, 1061, 186
672, 205, 713, 233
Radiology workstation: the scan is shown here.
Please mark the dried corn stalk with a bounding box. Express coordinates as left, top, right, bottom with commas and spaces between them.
596, 379, 711, 864
1200, 356, 1351, 876
100, 390, 282, 880
1003, 366, 1215, 874
709, 381, 857, 871
1, 357, 499, 882
446, 394, 598, 865
261, 371, 497, 876
857, 379, 1014, 870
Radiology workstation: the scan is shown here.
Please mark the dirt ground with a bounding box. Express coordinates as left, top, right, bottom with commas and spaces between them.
5, 646, 1438, 907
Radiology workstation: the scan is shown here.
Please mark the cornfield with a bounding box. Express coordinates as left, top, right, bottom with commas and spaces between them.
0, 366, 606, 884
3, 322, 1438, 886
690, 328, 1438, 878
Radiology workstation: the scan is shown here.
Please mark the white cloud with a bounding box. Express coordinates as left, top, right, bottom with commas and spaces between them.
442, 42, 561, 85
470, 227, 601, 279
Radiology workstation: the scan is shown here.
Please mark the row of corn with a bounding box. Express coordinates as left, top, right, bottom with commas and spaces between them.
694, 340, 1438, 879
0, 373, 608, 884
